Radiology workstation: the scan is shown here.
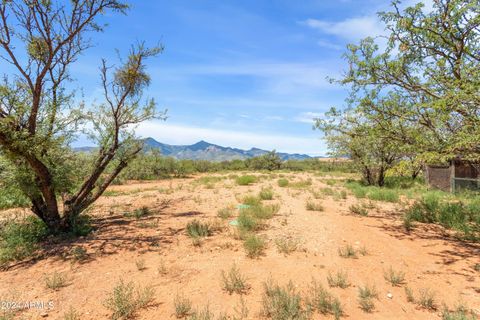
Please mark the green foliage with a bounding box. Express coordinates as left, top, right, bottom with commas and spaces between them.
217, 206, 235, 220
186, 220, 211, 238
0, 216, 49, 265
277, 178, 289, 187
246, 150, 282, 171
104, 279, 155, 320
357, 284, 378, 313
383, 267, 405, 286
327, 270, 350, 289
349, 203, 368, 216
242, 195, 261, 206
174, 294, 192, 318
441, 304, 477, 320
306, 200, 324, 211
308, 280, 343, 319
243, 235, 266, 258
221, 264, 249, 295
405, 194, 480, 240
275, 236, 301, 255
259, 188, 274, 200
338, 244, 357, 258
262, 280, 310, 320
45, 271, 68, 290
236, 175, 257, 186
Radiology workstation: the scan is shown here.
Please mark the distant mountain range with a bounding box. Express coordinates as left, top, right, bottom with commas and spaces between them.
75, 137, 313, 161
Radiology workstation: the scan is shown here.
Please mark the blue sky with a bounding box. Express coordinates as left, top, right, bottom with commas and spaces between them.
71, 0, 429, 156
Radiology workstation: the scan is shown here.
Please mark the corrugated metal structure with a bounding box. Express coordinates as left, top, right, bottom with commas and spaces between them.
425, 158, 480, 192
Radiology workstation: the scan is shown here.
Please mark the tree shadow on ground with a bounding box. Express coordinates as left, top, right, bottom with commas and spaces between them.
1, 198, 207, 271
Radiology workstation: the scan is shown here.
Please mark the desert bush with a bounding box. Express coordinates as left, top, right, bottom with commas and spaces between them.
135, 258, 146, 271
306, 201, 324, 211
242, 195, 261, 206
0, 216, 49, 265
275, 236, 300, 255
70, 247, 88, 263
384, 267, 405, 286
63, 307, 81, 320
186, 220, 211, 238
262, 280, 310, 320
244, 235, 266, 258
221, 264, 249, 295
327, 270, 350, 289
277, 178, 289, 187
441, 303, 477, 320
308, 280, 343, 319
367, 189, 399, 203
237, 211, 260, 233
124, 206, 150, 219
418, 288, 436, 310
290, 179, 313, 189
358, 284, 378, 313
404, 194, 480, 240
259, 188, 274, 200
217, 207, 235, 220
174, 294, 192, 318
104, 279, 155, 320
338, 244, 357, 258
405, 286, 415, 303
236, 175, 256, 186
0, 185, 30, 210
45, 271, 68, 290
349, 204, 368, 216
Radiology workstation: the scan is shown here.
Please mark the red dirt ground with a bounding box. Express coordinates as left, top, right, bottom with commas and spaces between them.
1, 172, 479, 319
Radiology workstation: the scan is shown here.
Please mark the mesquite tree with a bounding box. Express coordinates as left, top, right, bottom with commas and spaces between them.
339, 0, 480, 163
0, 0, 163, 232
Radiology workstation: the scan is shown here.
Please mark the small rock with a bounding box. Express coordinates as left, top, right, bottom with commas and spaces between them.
387, 293, 393, 299
40, 312, 48, 317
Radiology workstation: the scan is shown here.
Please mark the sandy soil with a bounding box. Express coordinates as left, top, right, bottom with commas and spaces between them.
1, 172, 479, 319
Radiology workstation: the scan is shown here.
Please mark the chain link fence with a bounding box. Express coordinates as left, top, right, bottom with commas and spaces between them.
452, 177, 480, 193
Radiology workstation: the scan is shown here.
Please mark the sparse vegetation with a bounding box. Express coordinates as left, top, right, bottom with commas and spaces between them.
104, 279, 155, 320
221, 264, 249, 295
349, 204, 368, 216
259, 188, 274, 200
418, 288, 436, 310
45, 271, 68, 290
135, 258, 146, 271
174, 294, 192, 318
262, 280, 310, 320
236, 175, 257, 186
244, 235, 266, 258
306, 200, 324, 211
277, 178, 289, 187
308, 280, 343, 319
217, 206, 235, 219
441, 303, 477, 320
186, 220, 211, 238
275, 236, 301, 255
327, 270, 350, 289
384, 267, 405, 286
358, 284, 378, 313
338, 244, 357, 258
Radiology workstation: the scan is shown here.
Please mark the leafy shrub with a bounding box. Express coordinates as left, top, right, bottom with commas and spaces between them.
384, 266, 405, 286
242, 195, 261, 206
262, 280, 309, 320
174, 293, 192, 318
349, 204, 368, 216
237, 211, 260, 233
338, 244, 357, 258
308, 280, 343, 319
217, 207, 235, 219
236, 175, 256, 186
259, 188, 274, 200
306, 201, 324, 211
441, 304, 477, 320
277, 178, 289, 187
186, 220, 211, 238
45, 271, 68, 290
275, 236, 300, 255
327, 270, 349, 289
221, 264, 249, 295
244, 235, 266, 258
367, 188, 399, 202
418, 288, 436, 310
0, 216, 48, 265
104, 279, 155, 320
358, 284, 378, 313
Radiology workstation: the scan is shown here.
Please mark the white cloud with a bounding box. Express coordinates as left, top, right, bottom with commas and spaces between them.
295, 112, 325, 124
135, 121, 326, 156
316, 39, 343, 50
303, 16, 385, 41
